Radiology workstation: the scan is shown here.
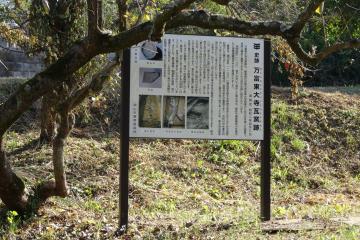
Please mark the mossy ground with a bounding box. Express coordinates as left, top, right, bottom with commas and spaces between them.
0, 87, 359, 239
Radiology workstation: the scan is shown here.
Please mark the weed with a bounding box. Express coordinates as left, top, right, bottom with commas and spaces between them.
291, 138, 306, 151
84, 200, 103, 213
6, 211, 20, 234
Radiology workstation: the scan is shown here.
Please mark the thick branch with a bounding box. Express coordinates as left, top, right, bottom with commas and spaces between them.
150, 0, 196, 41
0, 138, 27, 212
315, 40, 360, 61
50, 111, 74, 198
48, 60, 119, 201
290, 0, 324, 35
59, 60, 120, 112
167, 11, 290, 37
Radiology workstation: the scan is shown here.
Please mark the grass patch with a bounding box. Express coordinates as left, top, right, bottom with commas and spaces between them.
0, 88, 359, 239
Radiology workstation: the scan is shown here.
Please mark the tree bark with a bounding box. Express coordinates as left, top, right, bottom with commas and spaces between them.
52, 136, 67, 196
51, 111, 74, 197
40, 94, 57, 144
0, 137, 27, 212
0, 38, 98, 137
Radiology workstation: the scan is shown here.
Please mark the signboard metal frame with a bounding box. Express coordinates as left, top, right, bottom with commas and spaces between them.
119, 37, 271, 234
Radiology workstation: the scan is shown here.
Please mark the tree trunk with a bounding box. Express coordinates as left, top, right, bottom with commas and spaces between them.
52, 136, 67, 197
0, 118, 72, 213
40, 94, 57, 144
51, 112, 74, 197
0, 137, 28, 212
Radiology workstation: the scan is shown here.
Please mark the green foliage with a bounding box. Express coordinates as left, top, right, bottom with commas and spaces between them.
207, 140, 255, 167
291, 138, 306, 151
84, 200, 103, 213
300, 0, 360, 86
29, 0, 87, 63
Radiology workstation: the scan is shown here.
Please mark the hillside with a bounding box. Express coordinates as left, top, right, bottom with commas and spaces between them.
0, 87, 359, 239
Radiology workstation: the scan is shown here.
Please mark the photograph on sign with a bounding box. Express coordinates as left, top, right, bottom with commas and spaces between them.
187, 97, 209, 130
129, 34, 265, 140
140, 41, 163, 61
163, 96, 185, 128
138, 95, 161, 128
139, 68, 162, 88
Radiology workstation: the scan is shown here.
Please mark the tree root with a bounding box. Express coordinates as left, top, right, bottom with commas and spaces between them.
26, 181, 68, 214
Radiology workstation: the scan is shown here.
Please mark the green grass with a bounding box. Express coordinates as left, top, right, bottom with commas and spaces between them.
0, 88, 359, 239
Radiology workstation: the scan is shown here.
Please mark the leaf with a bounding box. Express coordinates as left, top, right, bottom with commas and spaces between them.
315, 2, 324, 15
143, 14, 151, 21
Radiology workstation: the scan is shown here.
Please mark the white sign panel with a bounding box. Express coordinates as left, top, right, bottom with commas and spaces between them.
129, 34, 265, 140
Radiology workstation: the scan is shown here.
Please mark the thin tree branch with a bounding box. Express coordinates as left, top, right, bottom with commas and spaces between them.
346, 3, 360, 11
286, 38, 318, 65
0, 59, 8, 71
287, 38, 360, 65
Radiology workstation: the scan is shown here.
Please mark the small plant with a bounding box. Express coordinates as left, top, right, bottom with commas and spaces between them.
271, 135, 283, 159
150, 199, 177, 213
84, 200, 103, 213
274, 206, 287, 218
6, 210, 20, 233
291, 138, 306, 151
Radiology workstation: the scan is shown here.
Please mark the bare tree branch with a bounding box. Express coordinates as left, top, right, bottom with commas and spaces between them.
287, 38, 360, 65
346, 3, 360, 11
286, 38, 318, 65
42, 57, 120, 208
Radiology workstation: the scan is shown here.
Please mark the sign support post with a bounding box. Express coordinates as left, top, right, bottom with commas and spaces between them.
260, 40, 271, 221
119, 49, 131, 234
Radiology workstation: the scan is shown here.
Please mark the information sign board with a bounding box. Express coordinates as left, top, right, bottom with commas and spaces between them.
129, 34, 266, 140
119, 35, 271, 234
